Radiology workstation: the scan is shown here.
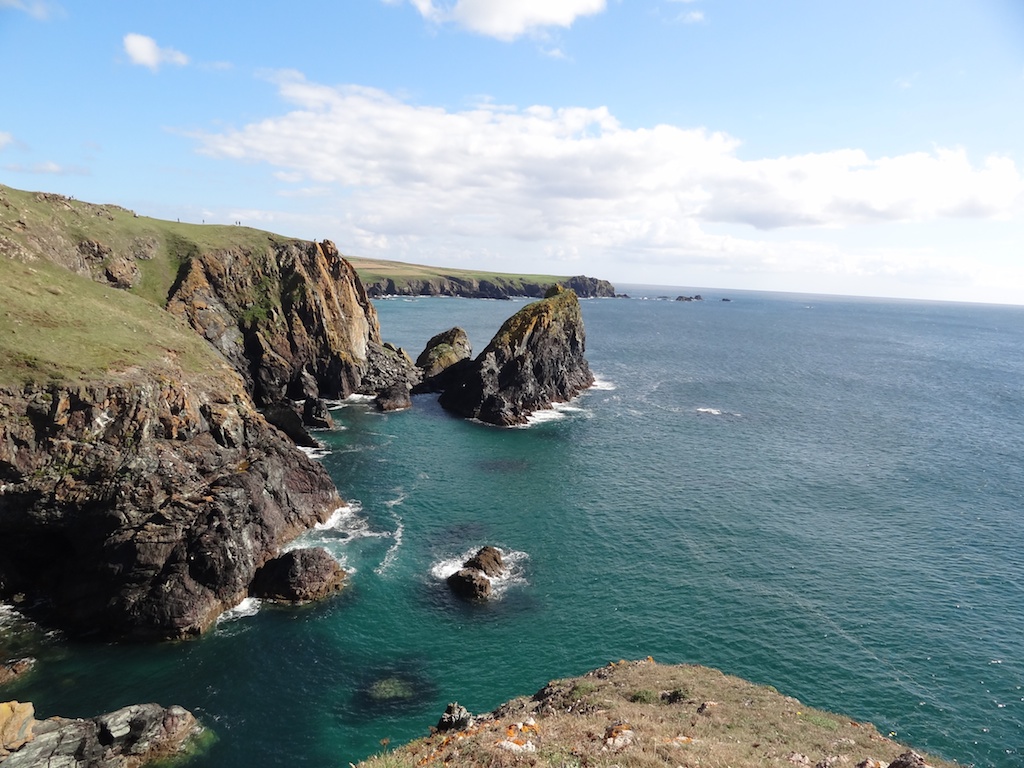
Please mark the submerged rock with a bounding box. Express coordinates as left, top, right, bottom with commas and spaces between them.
249, 548, 346, 603
0, 659, 34, 688
438, 286, 594, 426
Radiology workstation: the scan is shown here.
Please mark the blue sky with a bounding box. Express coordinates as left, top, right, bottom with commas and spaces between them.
2, 1, 1023, 303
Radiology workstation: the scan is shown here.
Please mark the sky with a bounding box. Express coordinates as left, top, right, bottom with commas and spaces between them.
2, 0, 1023, 304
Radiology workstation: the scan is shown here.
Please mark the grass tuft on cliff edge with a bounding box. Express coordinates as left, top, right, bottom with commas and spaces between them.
355, 660, 960, 768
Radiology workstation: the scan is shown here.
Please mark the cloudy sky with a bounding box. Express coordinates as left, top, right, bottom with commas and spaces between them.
2, 1, 1023, 303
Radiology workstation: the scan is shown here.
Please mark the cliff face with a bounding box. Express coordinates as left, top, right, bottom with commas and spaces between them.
438, 287, 594, 426
167, 240, 388, 405
0, 370, 342, 639
362, 274, 615, 299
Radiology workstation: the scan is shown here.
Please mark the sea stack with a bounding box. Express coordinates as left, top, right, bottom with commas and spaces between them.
438, 286, 594, 426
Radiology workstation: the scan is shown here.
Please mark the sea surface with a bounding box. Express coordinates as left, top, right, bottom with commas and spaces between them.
3, 287, 1023, 766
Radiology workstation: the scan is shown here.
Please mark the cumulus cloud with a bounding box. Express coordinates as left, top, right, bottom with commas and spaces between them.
123, 33, 189, 71
192, 73, 1023, 289
390, 0, 606, 39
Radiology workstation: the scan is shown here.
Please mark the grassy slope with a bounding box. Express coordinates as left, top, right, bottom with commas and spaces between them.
357, 660, 958, 768
0, 256, 226, 388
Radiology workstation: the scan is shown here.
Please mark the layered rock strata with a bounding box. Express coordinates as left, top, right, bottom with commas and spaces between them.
438, 287, 594, 426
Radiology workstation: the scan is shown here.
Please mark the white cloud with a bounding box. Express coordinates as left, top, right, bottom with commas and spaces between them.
0, 131, 12, 151
679, 10, 704, 23
123, 33, 189, 71
391, 0, 606, 39
0, 0, 60, 20
193, 73, 1024, 296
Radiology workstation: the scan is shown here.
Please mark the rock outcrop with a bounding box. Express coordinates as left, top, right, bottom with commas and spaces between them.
446, 547, 505, 600
249, 547, 346, 603
360, 273, 615, 299
0, 373, 343, 639
438, 287, 594, 426
0, 660, 33, 688
0, 700, 200, 767
167, 239, 390, 405
413, 328, 472, 393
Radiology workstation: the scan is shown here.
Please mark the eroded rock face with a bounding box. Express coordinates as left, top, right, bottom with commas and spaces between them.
167, 240, 382, 406
249, 547, 346, 602
465, 546, 504, 577
438, 287, 594, 426
0, 701, 200, 767
414, 328, 472, 393
0, 374, 342, 639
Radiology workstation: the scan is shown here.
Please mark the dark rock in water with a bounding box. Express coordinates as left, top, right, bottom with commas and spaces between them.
360, 341, 421, 398
721, 297, 732, 302
0, 379, 343, 640
0, 659, 34, 687
249, 548, 346, 603
414, 327, 472, 393
438, 286, 594, 426
375, 382, 412, 412
436, 702, 474, 732
446, 546, 505, 600
0, 701, 200, 767
261, 401, 318, 447
302, 397, 334, 429
465, 546, 504, 577
446, 568, 491, 600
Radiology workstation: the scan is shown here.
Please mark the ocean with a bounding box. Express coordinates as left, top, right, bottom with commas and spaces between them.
2, 287, 1023, 766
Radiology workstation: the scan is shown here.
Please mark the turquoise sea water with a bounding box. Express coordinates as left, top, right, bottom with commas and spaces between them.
3, 288, 1023, 766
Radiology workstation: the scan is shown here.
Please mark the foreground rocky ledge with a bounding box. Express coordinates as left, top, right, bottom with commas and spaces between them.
355, 660, 959, 768
0, 700, 200, 767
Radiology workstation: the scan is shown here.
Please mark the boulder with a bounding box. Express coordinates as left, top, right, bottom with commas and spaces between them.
302, 397, 334, 429
438, 286, 594, 425
464, 546, 504, 577
249, 548, 346, 603
446, 568, 491, 600
415, 327, 472, 383
436, 702, 474, 733
887, 753, 929, 768
375, 383, 412, 412
261, 401, 318, 447
0, 701, 34, 757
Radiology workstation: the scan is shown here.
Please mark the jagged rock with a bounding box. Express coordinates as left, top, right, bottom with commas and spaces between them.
438, 286, 594, 426
360, 341, 421, 397
302, 397, 334, 429
0, 659, 34, 687
103, 255, 140, 289
361, 273, 614, 299
413, 328, 472, 393
0, 702, 199, 767
0, 378, 342, 640
464, 546, 504, 577
436, 703, 474, 733
446, 569, 491, 600
261, 401, 318, 448
167, 240, 382, 406
249, 547, 346, 602
375, 383, 411, 412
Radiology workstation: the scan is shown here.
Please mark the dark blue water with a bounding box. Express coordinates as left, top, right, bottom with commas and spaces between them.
4, 288, 1023, 766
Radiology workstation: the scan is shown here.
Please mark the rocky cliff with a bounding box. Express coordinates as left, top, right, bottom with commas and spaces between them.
167, 239, 408, 405
438, 286, 594, 426
360, 273, 615, 299
0, 371, 342, 639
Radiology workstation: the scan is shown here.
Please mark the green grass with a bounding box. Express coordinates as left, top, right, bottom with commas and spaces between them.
0, 256, 226, 388
346, 255, 574, 290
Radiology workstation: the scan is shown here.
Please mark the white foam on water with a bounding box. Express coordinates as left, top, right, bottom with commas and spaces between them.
591, 376, 617, 391
345, 394, 377, 404
522, 400, 591, 427
216, 597, 262, 624
429, 546, 530, 598
696, 407, 742, 417
298, 444, 332, 460
374, 492, 407, 575
0, 603, 26, 630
